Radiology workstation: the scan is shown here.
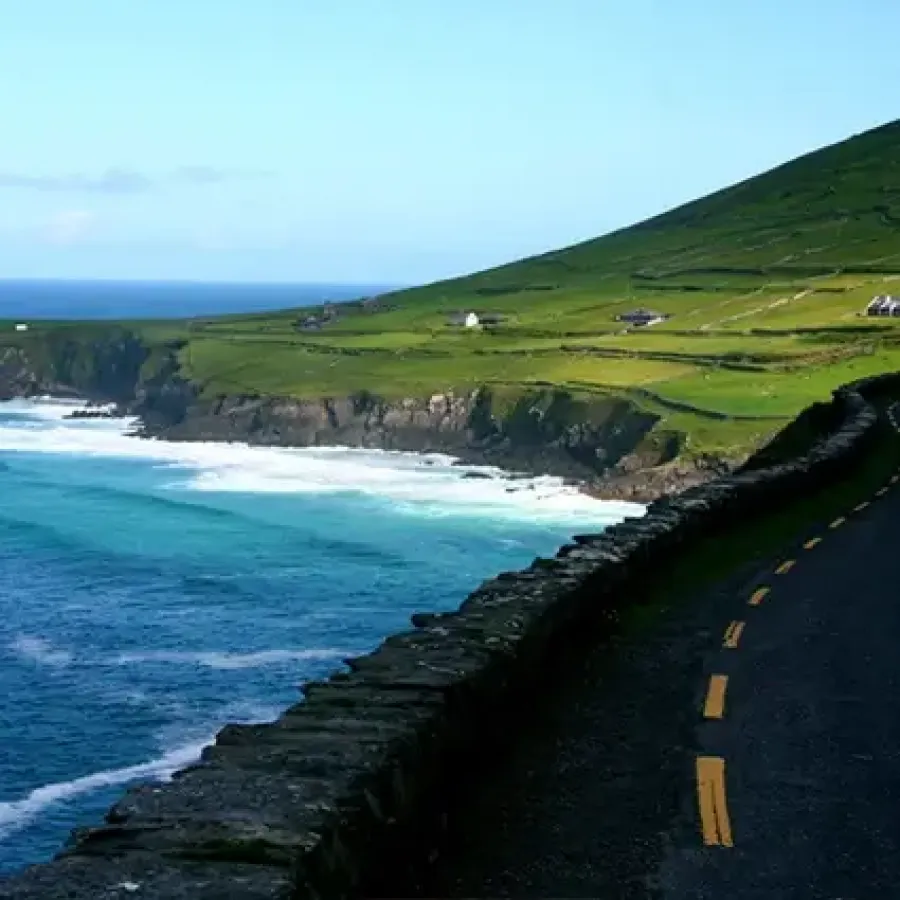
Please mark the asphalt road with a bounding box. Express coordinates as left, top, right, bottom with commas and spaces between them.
386, 434, 900, 898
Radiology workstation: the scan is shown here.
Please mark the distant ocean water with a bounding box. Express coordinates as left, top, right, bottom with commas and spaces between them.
0, 278, 397, 320
0, 282, 645, 876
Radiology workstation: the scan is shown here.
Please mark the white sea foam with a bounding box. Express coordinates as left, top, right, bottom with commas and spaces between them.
0, 399, 645, 524
0, 740, 205, 840
0, 396, 120, 422
0, 698, 284, 841
115, 648, 346, 669
9, 635, 73, 668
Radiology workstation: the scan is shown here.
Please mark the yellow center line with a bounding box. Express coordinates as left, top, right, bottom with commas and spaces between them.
775, 559, 795, 575
829, 517, 846, 529
854, 501, 870, 512
703, 674, 728, 719
696, 756, 734, 847
803, 537, 822, 550
723, 620, 745, 648
749, 587, 769, 606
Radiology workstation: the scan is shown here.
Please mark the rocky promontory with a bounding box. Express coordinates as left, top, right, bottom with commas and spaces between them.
0, 331, 732, 500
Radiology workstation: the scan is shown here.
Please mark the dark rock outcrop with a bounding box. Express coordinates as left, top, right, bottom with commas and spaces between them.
135, 386, 663, 485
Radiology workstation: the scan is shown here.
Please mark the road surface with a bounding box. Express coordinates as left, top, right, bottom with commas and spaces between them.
388, 422, 900, 898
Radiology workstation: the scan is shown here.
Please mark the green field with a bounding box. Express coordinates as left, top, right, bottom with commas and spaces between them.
8, 118, 900, 462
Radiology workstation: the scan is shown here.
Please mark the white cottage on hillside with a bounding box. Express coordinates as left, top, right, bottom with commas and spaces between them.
14, 323, 28, 332
464, 311, 480, 328
866, 295, 900, 317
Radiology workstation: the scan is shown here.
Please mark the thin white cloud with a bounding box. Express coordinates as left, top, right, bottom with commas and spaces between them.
0, 166, 271, 194
45, 210, 96, 244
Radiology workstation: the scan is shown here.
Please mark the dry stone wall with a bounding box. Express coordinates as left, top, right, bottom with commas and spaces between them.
1, 374, 897, 900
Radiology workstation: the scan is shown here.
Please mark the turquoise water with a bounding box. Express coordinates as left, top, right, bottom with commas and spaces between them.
0, 399, 641, 875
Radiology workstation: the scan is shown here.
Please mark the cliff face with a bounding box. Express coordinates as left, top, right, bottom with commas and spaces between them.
143, 386, 667, 481
0, 332, 151, 402
0, 332, 696, 495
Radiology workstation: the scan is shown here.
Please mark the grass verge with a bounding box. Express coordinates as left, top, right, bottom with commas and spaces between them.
625, 416, 900, 632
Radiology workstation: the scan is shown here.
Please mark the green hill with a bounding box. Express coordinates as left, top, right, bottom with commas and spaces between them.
11, 118, 900, 462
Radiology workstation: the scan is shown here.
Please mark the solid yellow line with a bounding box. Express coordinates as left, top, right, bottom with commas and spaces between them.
775, 559, 795, 575
696, 756, 734, 847
749, 587, 769, 606
703, 674, 728, 718
723, 620, 745, 648
829, 517, 845, 529
803, 537, 822, 550
854, 501, 870, 512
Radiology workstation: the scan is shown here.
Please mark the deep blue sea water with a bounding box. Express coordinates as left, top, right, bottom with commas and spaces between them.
0, 401, 643, 874
0, 279, 396, 320
0, 281, 644, 875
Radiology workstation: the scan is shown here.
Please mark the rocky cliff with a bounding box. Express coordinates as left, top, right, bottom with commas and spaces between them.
0, 331, 711, 498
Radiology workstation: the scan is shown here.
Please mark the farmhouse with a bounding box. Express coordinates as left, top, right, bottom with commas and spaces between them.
14, 323, 28, 332
866, 295, 900, 317
615, 308, 669, 327
446, 311, 506, 327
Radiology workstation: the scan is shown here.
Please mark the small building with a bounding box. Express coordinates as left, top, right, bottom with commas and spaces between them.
615, 308, 668, 327
866, 295, 900, 317
14, 323, 28, 332
446, 310, 507, 328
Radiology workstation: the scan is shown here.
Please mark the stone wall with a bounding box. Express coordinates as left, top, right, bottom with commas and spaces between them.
1, 374, 897, 900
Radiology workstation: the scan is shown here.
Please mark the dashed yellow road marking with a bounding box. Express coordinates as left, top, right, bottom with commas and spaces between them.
749, 587, 769, 606
775, 559, 795, 575
803, 537, 822, 550
703, 674, 728, 719
829, 517, 846, 529
723, 620, 745, 648
696, 756, 734, 847
854, 501, 870, 512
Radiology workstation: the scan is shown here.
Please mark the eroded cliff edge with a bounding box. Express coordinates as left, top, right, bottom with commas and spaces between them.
0, 331, 727, 501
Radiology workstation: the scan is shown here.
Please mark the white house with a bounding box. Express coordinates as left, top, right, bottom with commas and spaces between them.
14, 323, 28, 332
464, 311, 480, 328
866, 295, 900, 317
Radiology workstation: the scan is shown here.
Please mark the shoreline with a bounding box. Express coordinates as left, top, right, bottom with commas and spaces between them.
5, 387, 733, 508
51, 395, 717, 506
0, 375, 883, 897
0, 394, 644, 877
3, 395, 645, 522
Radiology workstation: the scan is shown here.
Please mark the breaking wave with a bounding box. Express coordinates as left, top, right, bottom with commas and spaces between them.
0, 398, 644, 524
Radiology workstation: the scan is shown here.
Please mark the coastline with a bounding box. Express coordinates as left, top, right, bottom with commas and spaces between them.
73, 398, 652, 513
86, 399, 699, 505
0, 395, 640, 877
0, 375, 886, 898
0, 333, 736, 506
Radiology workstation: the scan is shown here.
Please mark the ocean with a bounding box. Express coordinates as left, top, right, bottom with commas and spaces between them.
0, 282, 643, 876
0, 279, 396, 320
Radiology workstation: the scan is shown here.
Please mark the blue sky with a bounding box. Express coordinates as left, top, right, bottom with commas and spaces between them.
0, 0, 897, 286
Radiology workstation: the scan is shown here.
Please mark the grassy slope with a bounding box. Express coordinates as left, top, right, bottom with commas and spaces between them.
7, 119, 900, 460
